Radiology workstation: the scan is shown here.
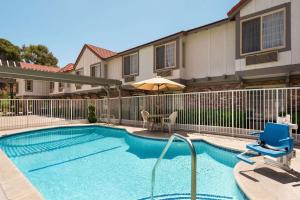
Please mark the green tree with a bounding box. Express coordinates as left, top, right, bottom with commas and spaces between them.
0, 38, 21, 61
21, 44, 58, 66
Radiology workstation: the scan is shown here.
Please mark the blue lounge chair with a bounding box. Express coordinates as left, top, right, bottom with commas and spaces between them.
237, 122, 294, 168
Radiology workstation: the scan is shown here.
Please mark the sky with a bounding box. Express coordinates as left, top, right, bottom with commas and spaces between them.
0, 0, 239, 67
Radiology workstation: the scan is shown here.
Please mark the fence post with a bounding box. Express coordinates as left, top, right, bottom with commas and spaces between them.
70, 99, 73, 121
117, 86, 122, 125
198, 93, 201, 133
276, 89, 279, 120
50, 99, 53, 118
231, 91, 234, 136
26, 99, 29, 128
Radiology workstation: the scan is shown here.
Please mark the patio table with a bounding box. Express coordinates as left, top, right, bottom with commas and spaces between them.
148, 114, 169, 131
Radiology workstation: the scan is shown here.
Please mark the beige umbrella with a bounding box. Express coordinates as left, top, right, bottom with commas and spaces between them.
132, 76, 185, 92
132, 76, 185, 119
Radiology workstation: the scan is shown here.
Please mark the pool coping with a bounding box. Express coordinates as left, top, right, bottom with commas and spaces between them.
0, 149, 44, 200
0, 124, 254, 200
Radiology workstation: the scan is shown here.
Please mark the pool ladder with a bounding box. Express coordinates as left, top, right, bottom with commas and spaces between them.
151, 133, 197, 200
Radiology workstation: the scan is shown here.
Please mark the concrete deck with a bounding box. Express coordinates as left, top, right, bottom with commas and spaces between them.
0, 124, 299, 200
0, 115, 68, 131
234, 154, 300, 200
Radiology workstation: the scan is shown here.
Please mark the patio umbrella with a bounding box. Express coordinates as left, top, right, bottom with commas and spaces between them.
132, 76, 185, 117
132, 76, 185, 93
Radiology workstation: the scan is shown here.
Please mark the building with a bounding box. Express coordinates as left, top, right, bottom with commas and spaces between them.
16, 0, 300, 98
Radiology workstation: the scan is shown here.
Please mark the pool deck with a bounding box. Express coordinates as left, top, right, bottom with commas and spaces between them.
0, 123, 299, 200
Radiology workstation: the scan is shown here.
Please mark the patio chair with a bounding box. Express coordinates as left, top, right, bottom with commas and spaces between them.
161, 111, 178, 134
237, 122, 295, 170
141, 110, 150, 129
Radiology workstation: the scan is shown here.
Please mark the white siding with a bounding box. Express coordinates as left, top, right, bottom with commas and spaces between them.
108, 43, 182, 85
183, 21, 236, 80
136, 46, 154, 82
16, 79, 50, 97
74, 47, 102, 92
107, 57, 122, 81
235, 51, 292, 71
236, 0, 300, 72
240, 0, 291, 17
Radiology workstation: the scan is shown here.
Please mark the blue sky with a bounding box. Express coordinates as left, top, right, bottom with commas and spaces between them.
0, 0, 238, 67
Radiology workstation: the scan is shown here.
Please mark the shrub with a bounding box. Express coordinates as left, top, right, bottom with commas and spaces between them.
177, 108, 246, 127
88, 104, 97, 123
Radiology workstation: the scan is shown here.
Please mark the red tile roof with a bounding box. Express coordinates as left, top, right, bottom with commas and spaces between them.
86, 44, 116, 59
20, 62, 60, 73
227, 0, 250, 17
59, 63, 74, 73
74, 44, 117, 69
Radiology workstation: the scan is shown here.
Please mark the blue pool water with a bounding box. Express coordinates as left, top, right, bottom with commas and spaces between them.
0, 126, 247, 200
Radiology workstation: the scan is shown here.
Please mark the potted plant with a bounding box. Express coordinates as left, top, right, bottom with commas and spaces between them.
88, 104, 97, 123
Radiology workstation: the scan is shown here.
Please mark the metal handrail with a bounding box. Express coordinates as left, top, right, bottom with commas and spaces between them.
151, 133, 197, 200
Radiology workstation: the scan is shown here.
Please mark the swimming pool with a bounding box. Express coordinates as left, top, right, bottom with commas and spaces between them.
0, 126, 246, 200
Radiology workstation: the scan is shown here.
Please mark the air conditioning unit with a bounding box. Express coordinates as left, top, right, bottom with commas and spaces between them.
157, 69, 172, 77
124, 76, 135, 83
246, 51, 278, 65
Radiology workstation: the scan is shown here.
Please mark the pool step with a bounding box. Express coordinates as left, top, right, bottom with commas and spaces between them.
139, 193, 234, 200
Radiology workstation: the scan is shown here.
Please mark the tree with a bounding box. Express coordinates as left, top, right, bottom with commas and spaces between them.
21, 44, 58, 66
0, 38, 21, 61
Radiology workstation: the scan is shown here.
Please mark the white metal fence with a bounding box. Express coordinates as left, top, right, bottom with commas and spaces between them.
0, 88, 299, 141
0, 99, 90, 130
117, 87, 299, 140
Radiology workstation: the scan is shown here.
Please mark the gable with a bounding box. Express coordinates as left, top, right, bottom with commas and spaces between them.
75, 47, 102, 70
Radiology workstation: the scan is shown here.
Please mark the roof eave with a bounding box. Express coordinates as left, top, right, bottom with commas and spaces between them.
227, 0, 251, 19
106, 31, 186, 61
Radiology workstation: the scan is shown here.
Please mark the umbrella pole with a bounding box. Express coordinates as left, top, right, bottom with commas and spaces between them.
157, 84, 160, 115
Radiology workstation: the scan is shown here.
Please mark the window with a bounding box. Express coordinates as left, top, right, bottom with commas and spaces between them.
91, 66, 96, 77
262, 11, 285, 49
242, 18, 261, 54
75, 70, 83, 90
59, 82, 64, 92
90, 63, 103, 87
241, 9, 285, 55
155, 41, 176, 70
90, 63, 105, 78
25, 80, 33, 92
49, 82, 54, 93
123, 53, 138, 76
